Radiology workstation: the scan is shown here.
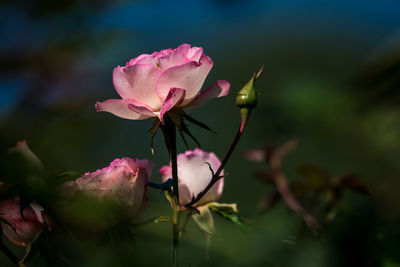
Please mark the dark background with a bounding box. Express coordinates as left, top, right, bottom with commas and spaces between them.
1, 0, 400, 266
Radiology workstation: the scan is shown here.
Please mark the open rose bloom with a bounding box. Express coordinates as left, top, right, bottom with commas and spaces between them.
96, 44, 230, 121
0, 197, 46, 246
160, 149, 224, 206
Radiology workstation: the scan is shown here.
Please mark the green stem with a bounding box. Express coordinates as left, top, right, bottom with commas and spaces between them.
179, 210, 192, 239
161, 116, 181, 267
162, 116, 180, 205
170, 127, 179, 206
172, 207, 181, 267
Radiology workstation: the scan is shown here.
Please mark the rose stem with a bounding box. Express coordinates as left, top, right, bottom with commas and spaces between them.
178, 210, 192, 239
185, 118, 247, 208
162, 115, 181, 267
163, 116, 180, 205
172, 207, 180, 267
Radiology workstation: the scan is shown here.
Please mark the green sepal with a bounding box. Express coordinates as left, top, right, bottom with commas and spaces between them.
182, 111, 216, 134
172, 111, 202, 148
148, 117, 161, 156
192, 205, 215, 235
180, 120, 201, 148
164, 189, 175, 208
208, 202, 247, 231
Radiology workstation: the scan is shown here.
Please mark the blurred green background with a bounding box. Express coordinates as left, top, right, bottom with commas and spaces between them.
1, 0, 400, 266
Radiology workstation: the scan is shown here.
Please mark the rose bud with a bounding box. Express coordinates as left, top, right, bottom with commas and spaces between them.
96, 44, 230, 122
59, 158, 154, 231
160, 149, 224, 206
0, 197, 46, 246
236, 66, 263, 132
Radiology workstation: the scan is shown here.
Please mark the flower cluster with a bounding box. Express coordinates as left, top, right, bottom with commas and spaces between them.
0, 44, 249, 267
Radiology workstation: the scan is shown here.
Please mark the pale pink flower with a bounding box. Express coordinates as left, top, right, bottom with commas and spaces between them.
160, 149, 224, 206
60, 158, 154, 219
0, 197, 45, 246
96, 44, 230, 121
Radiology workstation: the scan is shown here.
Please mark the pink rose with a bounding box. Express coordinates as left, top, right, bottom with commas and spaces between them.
96, 44, 230, 121
160, 149, 224, 206
0, 197, 45, 246
60, 158, 154, 220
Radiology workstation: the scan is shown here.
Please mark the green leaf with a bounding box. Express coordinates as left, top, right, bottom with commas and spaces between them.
208, 202, 246, 231
153, 216, 173, 225
192, 205, 215, 235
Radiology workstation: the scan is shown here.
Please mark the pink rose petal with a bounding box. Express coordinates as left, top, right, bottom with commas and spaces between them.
96, 99, 155, 120
160, 148, 224, 206
113, 64, 162, 109
156, 54, 213, 104
159, 87, 186, 121
60, 158, 154, 219
187, 46, 203, 62
184, 80, 230, 110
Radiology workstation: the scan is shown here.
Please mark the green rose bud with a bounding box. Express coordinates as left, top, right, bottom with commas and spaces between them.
236, 66, 263, 132
236, 66, 263, 110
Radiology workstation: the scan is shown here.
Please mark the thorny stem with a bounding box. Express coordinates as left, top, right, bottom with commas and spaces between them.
185, 118, 246, 208
184, 64, 263, 208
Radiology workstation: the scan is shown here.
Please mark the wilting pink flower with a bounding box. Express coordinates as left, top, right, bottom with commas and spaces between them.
60, 158, 154, 219
160, 149, 224, 206
0, 197, 45, 246
96, 44, 230, 121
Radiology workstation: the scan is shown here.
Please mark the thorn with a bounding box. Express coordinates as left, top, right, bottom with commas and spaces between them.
204, 162, 215, 177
